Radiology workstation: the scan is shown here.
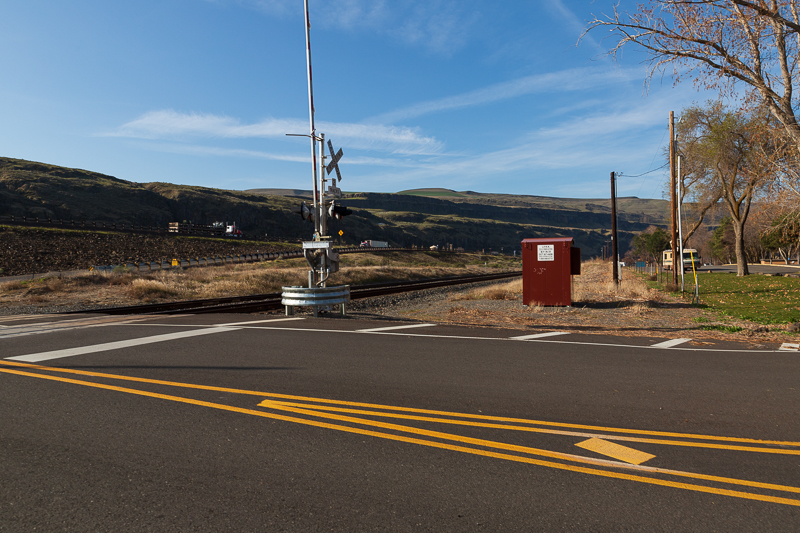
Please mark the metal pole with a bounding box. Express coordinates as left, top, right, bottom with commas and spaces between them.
318, 133, 327, 287
677, 154, 685, 292
319, 133, 327, 239
611, 171, 619, 286
669, 111, 678, 286
303, 0, 320, 236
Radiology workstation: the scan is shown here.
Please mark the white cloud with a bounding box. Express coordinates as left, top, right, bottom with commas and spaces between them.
228, 0, 479, 55
544, 0, 600, 48
129, 140, 428, 171
139, 142, 309, 163
367, 66, 640, 123
105, 110, 444, 155
345, 86, 701, 195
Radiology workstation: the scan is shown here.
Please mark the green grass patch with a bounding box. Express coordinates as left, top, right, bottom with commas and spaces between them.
687, 273, 800, 324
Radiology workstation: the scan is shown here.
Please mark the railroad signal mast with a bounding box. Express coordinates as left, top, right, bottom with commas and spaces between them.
282, 1, 352, 316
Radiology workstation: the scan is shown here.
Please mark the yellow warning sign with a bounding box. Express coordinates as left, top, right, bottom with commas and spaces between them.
338, 230, 343, 236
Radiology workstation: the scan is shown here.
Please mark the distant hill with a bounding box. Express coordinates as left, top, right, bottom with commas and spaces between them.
2, 157, 668, 255
245, 188, 313, 198
0, 157, 303, 241
397, 188, 668, 224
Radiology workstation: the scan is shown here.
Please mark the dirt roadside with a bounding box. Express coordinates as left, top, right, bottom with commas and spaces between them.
0, 256, 796, 348
346, 263, 795, 348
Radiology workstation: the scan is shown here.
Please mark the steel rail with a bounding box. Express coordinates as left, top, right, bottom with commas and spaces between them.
69, 271, 522, 315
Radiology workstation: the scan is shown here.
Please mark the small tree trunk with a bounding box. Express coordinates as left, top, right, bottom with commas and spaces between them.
733, 221, 750, 276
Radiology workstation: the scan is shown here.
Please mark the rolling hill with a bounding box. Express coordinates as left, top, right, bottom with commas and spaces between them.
1, 157, 669, 255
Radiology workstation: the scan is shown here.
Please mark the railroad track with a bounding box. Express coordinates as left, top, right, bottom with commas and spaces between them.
69, 271, 522, 315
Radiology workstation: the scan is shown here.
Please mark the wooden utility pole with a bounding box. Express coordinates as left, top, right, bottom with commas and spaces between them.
669, 111, 678, 285
611, 171, 619, 286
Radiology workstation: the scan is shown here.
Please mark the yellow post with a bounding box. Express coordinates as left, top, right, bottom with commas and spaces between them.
689, 250, 700, 304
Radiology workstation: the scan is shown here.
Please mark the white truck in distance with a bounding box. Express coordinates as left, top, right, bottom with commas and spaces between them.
662, 248, 700, 271
360, 240, 388, 248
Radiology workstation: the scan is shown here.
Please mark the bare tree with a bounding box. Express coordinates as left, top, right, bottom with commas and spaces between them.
584, 1, 800, 153
754, 134, 800, 256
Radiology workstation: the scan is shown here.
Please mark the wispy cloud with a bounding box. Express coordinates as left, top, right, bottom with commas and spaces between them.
543, 0, 599, 48
228, 0, 479, 55
104, 110, 444, 155
135, 141, 428, 170
367, 66, 640, 123
107, 89, 688, 199
138, 142, 309, 163
345, 88, 696, 195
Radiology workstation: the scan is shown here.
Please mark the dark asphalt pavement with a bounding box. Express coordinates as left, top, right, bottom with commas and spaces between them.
2, 313, 799, 531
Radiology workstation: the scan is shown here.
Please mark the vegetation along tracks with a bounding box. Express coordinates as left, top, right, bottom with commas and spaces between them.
67, 271, 522, 316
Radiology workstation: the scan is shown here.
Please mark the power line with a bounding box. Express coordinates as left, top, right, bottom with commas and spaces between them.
618, 161, 669, 178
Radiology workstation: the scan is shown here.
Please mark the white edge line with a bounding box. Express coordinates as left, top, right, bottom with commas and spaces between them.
218, 317, 306, 327
118, 323, 786, 353
6, 327, 239, 362
357, 323, 437, 333
650, 338, 693, 348
0, 318, 149, 339
511, 332, 570, 340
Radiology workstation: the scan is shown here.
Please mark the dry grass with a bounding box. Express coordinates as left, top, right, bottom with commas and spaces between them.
0, 253, 510, 309
451, 261, 658, 308
452, 278, 522, 301
126, 279, 184, 299
0, 257, 653, 309
45, 278, 65, 292
572, 259, 660, 306
0, 280, 26, 293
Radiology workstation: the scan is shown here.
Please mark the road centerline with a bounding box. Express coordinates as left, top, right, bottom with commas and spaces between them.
3, 362, 800, 508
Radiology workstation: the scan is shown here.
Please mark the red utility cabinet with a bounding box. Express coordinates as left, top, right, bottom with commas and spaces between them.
521, 237, 581, 306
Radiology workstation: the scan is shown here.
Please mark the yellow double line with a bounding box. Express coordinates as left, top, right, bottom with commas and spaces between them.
2, 359, 800, 507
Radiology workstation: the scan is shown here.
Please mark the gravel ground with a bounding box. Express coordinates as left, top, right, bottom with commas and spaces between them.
288, 280, 796, 346
3, 265, 797, 346
346, 280, 506, 321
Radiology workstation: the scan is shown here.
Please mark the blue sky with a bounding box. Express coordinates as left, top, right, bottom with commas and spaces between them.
0, 0, 710, 199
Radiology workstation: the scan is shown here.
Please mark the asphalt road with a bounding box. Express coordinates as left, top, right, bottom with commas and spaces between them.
2, 313, 800, 531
